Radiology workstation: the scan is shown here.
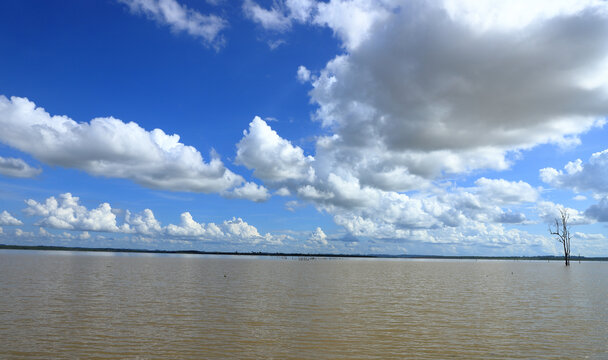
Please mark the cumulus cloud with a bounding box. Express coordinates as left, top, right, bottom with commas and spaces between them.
331, 215, 555, 255
308, 1, 607, 184
288, 174, 535, 242
237, 0, 608, 251
0, 211, 23, 226
473, 178, 539, 205
119, 0, 227, 47
125, 209, 163, 235
23, 193, 281, 245
536, 200, 592, 225
243, 0, 390, 48
296, 65, 311, 83
0, 156, 41, 178
308, 226, 328, 246
223, 181, 271, 202
234, 114, 540, 239
541, 149, 608, 195
573, 232, 606, 241
313, 0, 392, 50
166, 212, 218, 237
166, 212, 279, 244
15, 228, 34, 238
24, 193, 127, 232
236, 117, 315, 183
0, 95, 261, 195
442, 0, 606, 32
540, 150, 608, 223
247, 0, 608, 191
275, 187, 291, 196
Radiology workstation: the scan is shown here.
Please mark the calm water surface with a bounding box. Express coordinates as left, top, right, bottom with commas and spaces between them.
1, 250, 607, 359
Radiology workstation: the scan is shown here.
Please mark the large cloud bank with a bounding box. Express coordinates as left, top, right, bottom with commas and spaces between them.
237, 0, 608, 246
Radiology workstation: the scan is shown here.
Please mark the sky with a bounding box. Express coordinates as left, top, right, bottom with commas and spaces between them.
1, 0, 608, 256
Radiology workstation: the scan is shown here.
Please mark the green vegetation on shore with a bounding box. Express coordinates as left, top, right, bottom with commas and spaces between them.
1, 244, 607, 261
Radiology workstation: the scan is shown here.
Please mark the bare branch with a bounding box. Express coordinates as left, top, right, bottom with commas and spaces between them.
548, 208, 571, 266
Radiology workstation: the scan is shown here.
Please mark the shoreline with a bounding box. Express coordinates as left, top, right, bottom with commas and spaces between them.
1, 244, 607, 261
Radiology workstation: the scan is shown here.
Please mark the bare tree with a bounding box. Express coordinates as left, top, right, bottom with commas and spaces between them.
549, 209, 571, 266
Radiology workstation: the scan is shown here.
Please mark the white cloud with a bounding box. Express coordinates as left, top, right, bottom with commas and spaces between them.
313, 0, 392, 50
24, 193, 126, 232
15, 228, 34, 238
223, 181, 271, 202
119, 0, 227, 47
0, 95, 249, 195
297, 184, 333, 201
166, 211, 278, 244
0, 211, 22, 226
275, 187, 291, 196
243, 0, 292, 31
236, 117, 315, 183
166, 212, 213, 237
536, 200, 592, 225
307, 0, 608, 186
573, 232, 606, 241
567, 231, 608, 256
540, 150, 608, 222
243, 0, 315, 31
22, 193, 282, 245
38, 227, 52, 237
474, 178, 539, 205
442, 0, 605, 32
0, 156, 41, 178
308, 226, 328, 246
296, 65, 311, 83
234, 0, 608, 251
330, 214, 556, 255
541, 149, 608, 195
125, 209, 163, 235
286, 0, 315, 22
290, 174, 536, 243
222, 217, 262, 240
285, 200, 300, 212
234, 116, 541, 240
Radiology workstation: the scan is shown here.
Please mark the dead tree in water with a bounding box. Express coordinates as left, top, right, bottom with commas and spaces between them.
549, 209, 571, 266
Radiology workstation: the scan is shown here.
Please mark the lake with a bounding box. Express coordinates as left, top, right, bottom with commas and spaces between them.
1, 250, 606, 359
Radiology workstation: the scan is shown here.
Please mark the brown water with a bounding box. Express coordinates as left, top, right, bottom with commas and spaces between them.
0, 250, 607, 359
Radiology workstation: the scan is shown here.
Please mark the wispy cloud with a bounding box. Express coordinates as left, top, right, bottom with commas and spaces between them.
119, 0, 227, 48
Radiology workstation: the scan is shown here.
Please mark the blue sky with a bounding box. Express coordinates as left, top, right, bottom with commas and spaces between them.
1, 0, 608, 256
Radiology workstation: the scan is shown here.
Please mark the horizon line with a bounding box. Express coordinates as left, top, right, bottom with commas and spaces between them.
1, 244, 607, 261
